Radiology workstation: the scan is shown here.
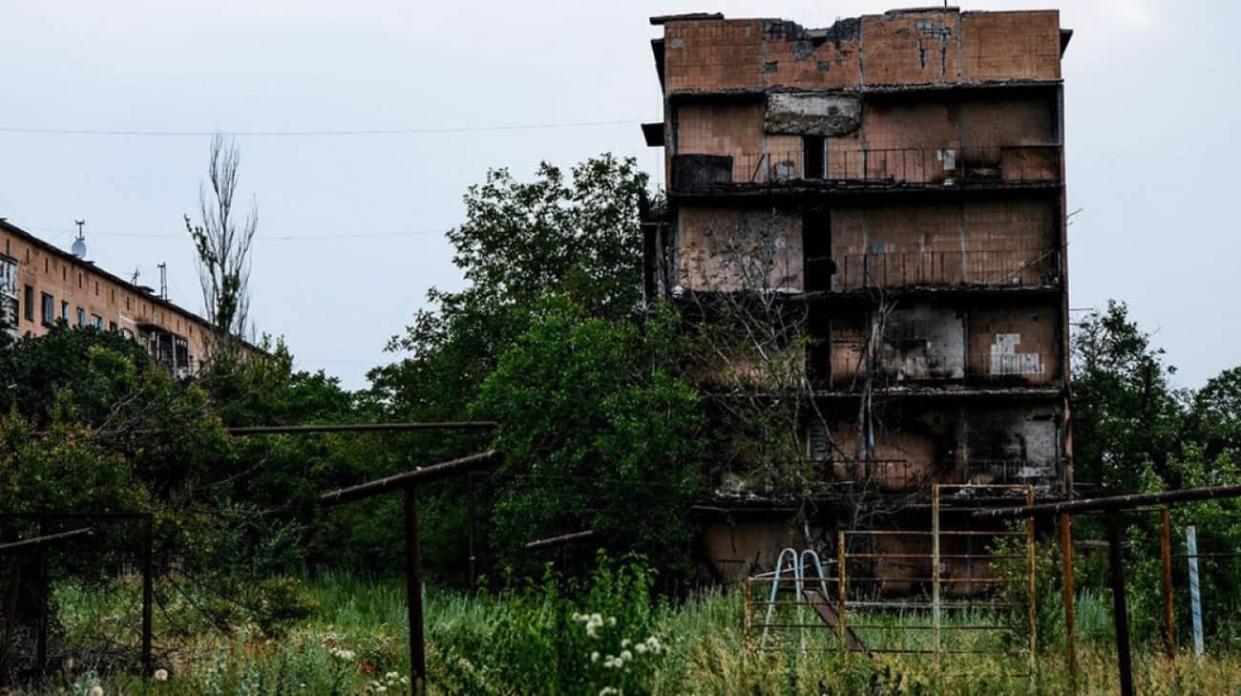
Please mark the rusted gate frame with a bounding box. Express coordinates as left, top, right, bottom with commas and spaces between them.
746, 484, 1036, 673
826, 484, 1034, 673
976, 483, 1241, 696
0, 528, 92, 688
0, 511, 153, 684
319, 449, 500, 695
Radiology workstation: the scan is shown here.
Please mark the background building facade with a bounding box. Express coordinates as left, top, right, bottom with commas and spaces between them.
1, 218, 216, 375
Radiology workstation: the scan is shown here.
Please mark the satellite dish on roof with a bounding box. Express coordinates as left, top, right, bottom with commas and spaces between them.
71, 219, 87, 259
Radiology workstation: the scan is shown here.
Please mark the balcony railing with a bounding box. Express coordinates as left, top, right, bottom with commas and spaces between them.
827, 350, 1056, 388
828, 248, 1060, 290
818, 458, 1061, 492
674, 145, 1061, 191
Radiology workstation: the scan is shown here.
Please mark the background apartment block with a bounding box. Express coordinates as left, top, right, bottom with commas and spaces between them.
1, 218, 214, 374
641, 8, 1072, 582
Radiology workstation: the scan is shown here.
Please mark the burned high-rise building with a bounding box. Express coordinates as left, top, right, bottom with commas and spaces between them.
640, 8, 1072, 582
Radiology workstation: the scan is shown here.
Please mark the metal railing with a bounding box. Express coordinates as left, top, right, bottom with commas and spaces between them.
820, 458, 1062, 491
726, 145, 1060, 187
829, 248, 1059, 290
827, 350, 1055, 387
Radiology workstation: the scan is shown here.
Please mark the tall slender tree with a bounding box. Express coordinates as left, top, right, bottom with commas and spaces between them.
185, 133, 257, 359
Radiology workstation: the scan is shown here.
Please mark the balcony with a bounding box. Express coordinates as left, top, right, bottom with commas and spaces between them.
826, 350, 1057, 389
826, 248, 1060, 291
672, 145, 1060, 194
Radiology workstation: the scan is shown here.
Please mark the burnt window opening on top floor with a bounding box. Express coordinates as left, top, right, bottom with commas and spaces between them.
803, 135, 826, 180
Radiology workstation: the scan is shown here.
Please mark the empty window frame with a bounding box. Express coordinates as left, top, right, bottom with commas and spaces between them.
40, 292, 54, 326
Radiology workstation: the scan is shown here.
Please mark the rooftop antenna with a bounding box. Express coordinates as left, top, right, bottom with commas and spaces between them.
131, 267, 141, 284
71, 219, 87, 259
157, 262, 168, 300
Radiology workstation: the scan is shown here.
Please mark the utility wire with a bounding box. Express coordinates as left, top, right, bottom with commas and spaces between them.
0, 119, 640, 138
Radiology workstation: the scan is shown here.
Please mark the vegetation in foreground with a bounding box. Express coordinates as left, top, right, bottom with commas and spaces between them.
34, 562, 1241, 695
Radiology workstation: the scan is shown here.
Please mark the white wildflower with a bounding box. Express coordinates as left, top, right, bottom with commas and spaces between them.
607, 616, 617, 626
89, 687, 104, 696
621, 638, 631, 648
620, 650, 633, 662
635, 643, 647, 654
599, 688, 621, 696
153, 668, 169, 681
590, 651, 601, 663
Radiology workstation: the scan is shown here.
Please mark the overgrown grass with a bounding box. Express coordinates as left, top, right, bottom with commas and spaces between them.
31, 572, 1241, 694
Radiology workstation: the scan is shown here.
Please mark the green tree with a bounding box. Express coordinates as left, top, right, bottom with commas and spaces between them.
368, 154, 648, 420
1070, 300, 1186, 492
1185, 366, 1241, 463
472, 297, 704, 576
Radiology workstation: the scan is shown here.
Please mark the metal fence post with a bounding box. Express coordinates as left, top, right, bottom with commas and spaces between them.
404, 485, 427, 695
1159, 507, 1176, 657
36, 517, 49, 681
141, 514, 154, 676
1187, 524, 1204, 656
1059, 513, 1077, 690
932, 484, 941, 663
1105, 511, 1134, 696
1025, 485, 1037, 681
837, 530, 847, 648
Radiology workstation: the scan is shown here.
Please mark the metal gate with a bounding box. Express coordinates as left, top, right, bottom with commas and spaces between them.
745, 484, 1037, 679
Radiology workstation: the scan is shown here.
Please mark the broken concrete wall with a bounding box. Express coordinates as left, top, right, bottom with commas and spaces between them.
880, 304, 966, 381
765, 93, 862, 136
860, 10, 960, 86
661, 9, 1062, 94
966, 405, 1060, 486
676, 206, 803, 292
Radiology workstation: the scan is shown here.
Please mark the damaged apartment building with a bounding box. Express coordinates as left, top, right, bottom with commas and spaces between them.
640, 7, 1073, 582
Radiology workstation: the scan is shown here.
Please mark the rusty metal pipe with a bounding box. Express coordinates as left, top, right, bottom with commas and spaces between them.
320, 451, 499, 507
975, 483, 1241, 520
525, 530, 596, 550
0, 528, 93, 555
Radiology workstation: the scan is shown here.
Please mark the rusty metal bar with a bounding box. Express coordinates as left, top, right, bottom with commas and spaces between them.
844, 529, 1024, 537
404, 486, 426, 695
141, 514, 154, 676
0, 527, 93, 554
320, 450, 499, 506
35, 518, 48, 680
844, 553, 1025, 560
1160, 506, 1176, 658
525, 530, 596, 550
1106, 510, 1135, 696
975, 483, 1241, 520
933, 484, 942, 662
226, 421, 497, 436
1060, 513, 1077, 690
837, 530, 847, 647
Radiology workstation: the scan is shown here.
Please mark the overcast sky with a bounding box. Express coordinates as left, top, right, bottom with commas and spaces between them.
1, 0, 1235, 390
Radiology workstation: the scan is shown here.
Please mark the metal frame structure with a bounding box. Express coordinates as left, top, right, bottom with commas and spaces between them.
0, 511, 153, 686
742, 484, 1037, 681
977, 482, 1241, 696
318, 449, 500, 695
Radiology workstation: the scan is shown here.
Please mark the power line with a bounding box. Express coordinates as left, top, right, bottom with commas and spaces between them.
22, 224, 450, 242
0, 119, 640, 138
